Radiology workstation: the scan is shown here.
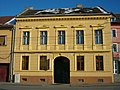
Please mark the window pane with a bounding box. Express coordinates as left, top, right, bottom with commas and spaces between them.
113, 44, 117, 52
23, 31, 29, 45
76, 30, 84, 44
96, 56, 103, 71
58, 31, 65, 44
0, 36, 6, 46
40, 31, 47, 44
112, 30, 117, 37
22, 56, 29, 70
40, 56, 49, 70
95, 30, 103, 44
77, 56, 84, 70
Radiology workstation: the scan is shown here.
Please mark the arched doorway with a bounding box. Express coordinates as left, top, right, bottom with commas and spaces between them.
54, 56, 70, 84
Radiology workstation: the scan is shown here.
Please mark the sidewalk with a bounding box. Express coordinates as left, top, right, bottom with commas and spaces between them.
0, 82, 120, 87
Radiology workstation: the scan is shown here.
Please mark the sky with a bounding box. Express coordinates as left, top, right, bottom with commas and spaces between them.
0, 0, 120, 16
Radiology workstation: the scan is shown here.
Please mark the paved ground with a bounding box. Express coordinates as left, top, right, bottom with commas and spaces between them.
0, 82, 120, 90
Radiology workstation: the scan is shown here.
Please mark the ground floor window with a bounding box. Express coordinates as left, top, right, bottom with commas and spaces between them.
22, 56, 29, 70
96, 56, 104, 71
40, 56, 49, 70
77, 56, 84, 71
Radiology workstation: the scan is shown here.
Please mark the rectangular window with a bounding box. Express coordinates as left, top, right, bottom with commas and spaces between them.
40, 31, 47, 44
76, 30, 84, 44
112, 30, 117, 37
58, 31, 65, 44
113, 44, 118, 52
23, 31, 30, 45
40, 56, 49, 70
96, 56, 104, 71
95, 30, 103, 44
0, 36, 6, 46
77, 56, 84, 71
111, 17, 116, 22
98, 79, 104, 83
22, 56, 29, 70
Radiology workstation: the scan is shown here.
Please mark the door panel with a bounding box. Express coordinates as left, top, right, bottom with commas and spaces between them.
54, 56, 70, 84
0, 66, 7, 82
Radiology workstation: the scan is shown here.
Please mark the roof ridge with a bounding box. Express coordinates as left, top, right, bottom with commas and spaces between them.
17, 8, 30, 17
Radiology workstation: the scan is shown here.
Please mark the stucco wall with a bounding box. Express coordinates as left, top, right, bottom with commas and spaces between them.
14, 15, 113, 84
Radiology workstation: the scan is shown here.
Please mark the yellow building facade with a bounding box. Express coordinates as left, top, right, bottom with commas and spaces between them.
14, 6, 114, 84
0, 16, 14, 82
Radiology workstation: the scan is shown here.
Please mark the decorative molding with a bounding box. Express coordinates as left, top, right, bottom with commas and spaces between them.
71, 25, 85, 28
14, 50, 111, 53
16, 17, 109, 22
90, 24, 104, 29
19, 26, 32, 29
54, 25, 67, 28
36, 25, 49, 29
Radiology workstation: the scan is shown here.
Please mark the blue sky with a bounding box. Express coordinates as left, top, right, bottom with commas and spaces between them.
0, 0, 120, 16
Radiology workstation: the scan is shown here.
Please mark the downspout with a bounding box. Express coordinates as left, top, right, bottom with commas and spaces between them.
10, 25, 15, 82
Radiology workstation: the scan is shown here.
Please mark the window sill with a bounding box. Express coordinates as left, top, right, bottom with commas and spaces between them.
77, 70, 84, 71
0, 45, 7, 46
40, 44, 47, 45
22, 44, 29, 45
96, 70, 104, 71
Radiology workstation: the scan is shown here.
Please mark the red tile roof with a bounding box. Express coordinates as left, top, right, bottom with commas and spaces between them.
0, 16, 14, 25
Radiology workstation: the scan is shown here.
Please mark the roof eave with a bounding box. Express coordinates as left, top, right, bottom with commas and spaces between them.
17, 13, 111, 18
0, 25, 13, 28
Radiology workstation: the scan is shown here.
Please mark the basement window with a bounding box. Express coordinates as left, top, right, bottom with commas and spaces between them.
22, 78, 27, 81
40, 79, 45, 82
78, 79, 84, 83
98, 79, 104, 83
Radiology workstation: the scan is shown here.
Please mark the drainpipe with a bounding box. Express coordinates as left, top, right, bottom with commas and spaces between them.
10, 25, 15, 82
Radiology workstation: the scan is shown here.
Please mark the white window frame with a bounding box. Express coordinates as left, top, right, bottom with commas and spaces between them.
113, 43, 118, 52
111, 17, 116, 22
95, 29, 103, 44
40, 31, 47, 45
58, 30, 65, 44
112, 29, 117, 37
23, 31, 30, 45
76, 30, 84, 44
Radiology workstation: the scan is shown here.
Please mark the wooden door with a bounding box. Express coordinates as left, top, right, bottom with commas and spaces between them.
0, 66, 7, 82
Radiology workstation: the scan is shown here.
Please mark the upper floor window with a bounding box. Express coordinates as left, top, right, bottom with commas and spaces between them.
95, 30, 103, 44
113, 43, 118, 52
40, 31, 47, 45
58, 31, 65, 44
76, 30, 84, 44
23, 31, 30, 45
112, 29, 117, 37
111, 17, 116, 22
77, 56, 84, 71
40, 56, 49, 70
96, 56, 104, 71
22, 56, 29, 70
0, 36, 6, 46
